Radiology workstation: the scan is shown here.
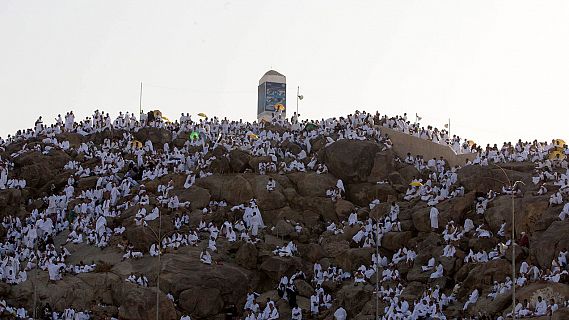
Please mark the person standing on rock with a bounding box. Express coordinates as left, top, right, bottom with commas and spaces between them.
310, 293, 319, 317
0, 165, 7, 189
429, 205, 439, 230
250, 211, 262, 237
287, 284, 298, 309
336, 179, 345, 198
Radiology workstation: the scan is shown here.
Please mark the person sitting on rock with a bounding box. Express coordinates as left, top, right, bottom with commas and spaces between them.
548, 298, 559, 315
354, 270, 366, 286
262, 300, 279, 320
462, 288, 479, 311
247, 309, 260, 320
316, 163, 328, 174
429, 263, 444, 279
474, 224, 492, 238
442, 243, 456, 257
549, 191, 563, 206
199, 248, 212, 265
266, 177, 276, 192
534, 296, 547, 316
422, 257, 436, 272
559, 202, 569, 220
333, 306, 347, 320
351, 225, 367, 245
517, 231, 529, 248
497, 220, 507, 237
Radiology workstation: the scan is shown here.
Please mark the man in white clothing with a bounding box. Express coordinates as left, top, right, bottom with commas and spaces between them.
334, 306, 347, 320
534, 296, 547, 316
429, 205, 439, 230
560, 202, 569, 220
266, 178, 276, 192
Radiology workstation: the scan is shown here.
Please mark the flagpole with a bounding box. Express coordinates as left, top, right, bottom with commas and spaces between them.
139, 82, 143, 115
448, 118, 451, 138
296, 86, 299, 117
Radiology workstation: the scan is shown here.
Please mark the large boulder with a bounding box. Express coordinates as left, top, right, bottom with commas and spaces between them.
122, 213, 176, 252
229, 149, 252, 172
0, 188, 26, 218
7, 271, 122, 313
291, 196, 337, 222
323, 140, 381, 183
367, 149, 395, 183
178, 287, 223, 319
336, 248, 374, 271
437, 192, 476, 224
235, 242, 258, 269
458, 165, 532, 194
259, 256, 305, 282
287, 172, 336, 197
397, 164, 420, 184
485, 195, 551, 235
13, 149, 71, 192
346, 183, 398, 207
458, 259, 511, 297
244, 175, 287, 211
298, 243, 325, 263
480, 282, 569, 317
196, 174, 254, 205
411, 205, 434, 233
56, 132, 83, 147
249, 156, 273, 173
335, 285, 373, 317
114, 283, 177, 320
530, 221, 569, 268
320, 237, 350, 259
334, 199, 356, 221
159, 253, 253, 318
175, 186, 211, 210
382, 231, 413, 251
133, 127, 172, 149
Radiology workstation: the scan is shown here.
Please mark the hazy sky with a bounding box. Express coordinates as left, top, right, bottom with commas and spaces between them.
1, 0, 568, 145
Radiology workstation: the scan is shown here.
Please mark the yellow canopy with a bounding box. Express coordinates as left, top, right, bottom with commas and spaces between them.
554, 139, 566, 148
131, 140, 143, 148
275, 104, 285, 111
198, 113, 207, 118
247, 133, 259, 140
409, 181, 423, 187
152, 110, 162, 118
467, 140, 476, 146
549, 150, 567, 160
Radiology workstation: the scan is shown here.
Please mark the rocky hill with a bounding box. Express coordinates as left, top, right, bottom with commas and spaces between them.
0, 111, 568, 319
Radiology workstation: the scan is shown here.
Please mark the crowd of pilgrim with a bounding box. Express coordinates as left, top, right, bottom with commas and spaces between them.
0, 108, 568, 319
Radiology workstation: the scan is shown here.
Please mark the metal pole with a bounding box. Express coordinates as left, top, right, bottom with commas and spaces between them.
448, 118, 451, 139
156, 210, 162, 320
296, 86, 299, 118
511, 191, 516, 318
139, 82, 143, 115
490, 164, 516, 318
33, 239, 38, 319
375, 220, 379, 320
